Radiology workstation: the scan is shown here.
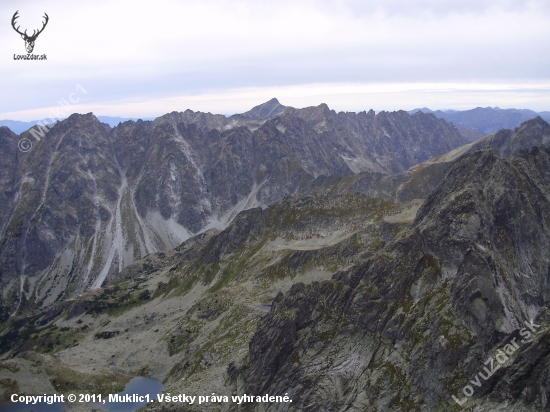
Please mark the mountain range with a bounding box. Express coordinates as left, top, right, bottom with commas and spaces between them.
409, 106, 550, 138
1, 100, 550, 411
3, 105, 549, 137
0, 98, 467, 305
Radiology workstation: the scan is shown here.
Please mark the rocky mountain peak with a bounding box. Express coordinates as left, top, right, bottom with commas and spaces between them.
0, 126, 14, 135
242, 97, 287, 120
516, 115, 550, 133
65, 112, 103, 127
469, 116, 550, 157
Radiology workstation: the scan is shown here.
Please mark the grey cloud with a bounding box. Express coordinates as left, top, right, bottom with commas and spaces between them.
1, 0, 549, 118
327, 0, 550, 17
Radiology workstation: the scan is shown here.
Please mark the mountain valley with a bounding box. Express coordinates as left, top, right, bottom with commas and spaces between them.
1, 102, 550, 411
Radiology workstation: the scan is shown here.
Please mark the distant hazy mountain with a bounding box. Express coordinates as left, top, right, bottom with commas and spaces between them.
96, 116, 156, 127
0, 119, 43, 135
0, 116, 154, 134
409, 106, 550, 137
455, 126, 484, 142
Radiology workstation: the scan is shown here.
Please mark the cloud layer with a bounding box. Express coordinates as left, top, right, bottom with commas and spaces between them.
1, 0, 549, 119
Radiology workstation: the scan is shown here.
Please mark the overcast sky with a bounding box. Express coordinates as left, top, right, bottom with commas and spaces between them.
1, 0, 549, 120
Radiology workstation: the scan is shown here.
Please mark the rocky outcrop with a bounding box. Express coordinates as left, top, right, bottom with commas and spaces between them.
469, 115, 550, 157
0, 191, 409, 404
236, 145, 550, 411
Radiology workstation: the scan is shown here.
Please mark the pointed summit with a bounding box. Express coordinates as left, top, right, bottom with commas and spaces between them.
468, 115, 550, 157
242, 98, 287, 120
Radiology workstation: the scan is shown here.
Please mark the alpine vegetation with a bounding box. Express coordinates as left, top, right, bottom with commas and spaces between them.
1, 100, 550, 412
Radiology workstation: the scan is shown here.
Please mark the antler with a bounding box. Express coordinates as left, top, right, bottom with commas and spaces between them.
29, 13, 49, 39
11, 11, 27, 37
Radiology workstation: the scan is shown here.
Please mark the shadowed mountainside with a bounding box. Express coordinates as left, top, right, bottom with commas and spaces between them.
235, 144, 550, 411
2, 144, 549, 411
0, 100, 466, 306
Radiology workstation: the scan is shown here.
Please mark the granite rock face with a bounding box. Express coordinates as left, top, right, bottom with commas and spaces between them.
0, 114, 122, 303
0, 127, 19, 237
236, 146, 550, 411
307, 116, 550, 205
469, 115, 550, 157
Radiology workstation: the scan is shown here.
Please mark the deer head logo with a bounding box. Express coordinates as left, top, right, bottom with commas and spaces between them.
11, 11, 49, 54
